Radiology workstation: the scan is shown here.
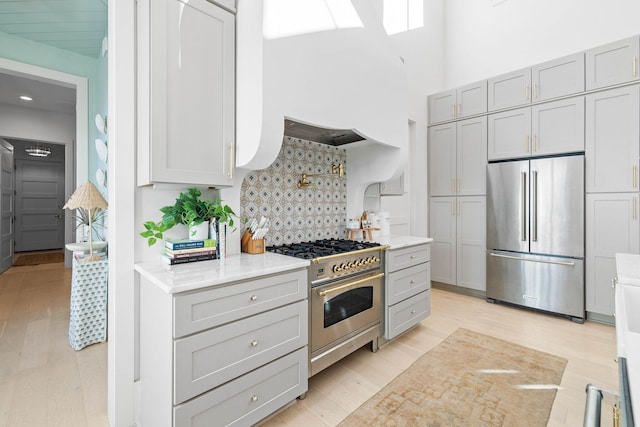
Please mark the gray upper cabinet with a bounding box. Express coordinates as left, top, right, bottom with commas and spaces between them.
585, 85, 640, 193
457, 81, 488, 119
531, 96, 585, 156
137, 0, 236, 187
586, 36, 640, 90
488, 68, 531, 111
428, 117, 486, 196
428, 81, 487, 124
428, 89, 456, 124
532, 53, 585, 101
488, 107, 531, 160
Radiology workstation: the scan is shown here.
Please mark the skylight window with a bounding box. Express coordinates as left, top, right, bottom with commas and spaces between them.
383, 0, 424, 35
263, 0, 363, 40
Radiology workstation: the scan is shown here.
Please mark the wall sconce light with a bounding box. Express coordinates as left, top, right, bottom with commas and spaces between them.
297, 163, 344, 188
25, 144, 52, 157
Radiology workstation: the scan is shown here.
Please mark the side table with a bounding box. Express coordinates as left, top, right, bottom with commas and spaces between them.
69, 257, 108, 350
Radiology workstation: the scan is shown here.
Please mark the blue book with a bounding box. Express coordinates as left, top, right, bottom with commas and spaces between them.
164, 238, 216, 250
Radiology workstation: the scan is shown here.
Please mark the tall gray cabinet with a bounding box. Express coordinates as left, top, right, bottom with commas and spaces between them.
428, 34, 640, 320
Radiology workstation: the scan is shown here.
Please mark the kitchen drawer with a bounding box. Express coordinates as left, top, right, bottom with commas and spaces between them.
174, 300, 307, 404
386, 244, 431, 273
174, 269, 306, 337
387, 262, 431, 306
174, 347, 307, 427
386, 290, 431, 340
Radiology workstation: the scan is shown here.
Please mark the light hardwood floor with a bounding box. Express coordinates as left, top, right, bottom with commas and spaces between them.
0, 263, 108, 427
0, 264, 617, 427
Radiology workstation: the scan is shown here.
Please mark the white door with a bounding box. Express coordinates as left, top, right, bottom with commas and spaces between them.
15, 158, 65, 252
0, 139, 14, 272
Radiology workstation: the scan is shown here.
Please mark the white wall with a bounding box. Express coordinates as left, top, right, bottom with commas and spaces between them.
443, 0, 640, 88
0, 103, 75, 143
382, 0, 445, 237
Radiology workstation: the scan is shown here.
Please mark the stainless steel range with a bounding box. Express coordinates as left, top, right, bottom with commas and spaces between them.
268, 239, 387, 377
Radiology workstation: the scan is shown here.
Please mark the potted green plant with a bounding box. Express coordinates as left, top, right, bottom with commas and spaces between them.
140, 188, 236, 246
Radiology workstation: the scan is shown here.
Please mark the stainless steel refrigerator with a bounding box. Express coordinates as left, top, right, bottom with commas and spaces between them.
486, 155, 585, 322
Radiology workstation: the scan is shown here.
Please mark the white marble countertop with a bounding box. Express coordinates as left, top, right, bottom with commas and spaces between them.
378, 235, 433, 249
135, 252, 310, 294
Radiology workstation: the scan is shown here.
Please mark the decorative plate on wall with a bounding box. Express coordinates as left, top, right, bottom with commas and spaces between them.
95, 139, 108, 164
96, 168, 107, 188
95, 114, 107, 135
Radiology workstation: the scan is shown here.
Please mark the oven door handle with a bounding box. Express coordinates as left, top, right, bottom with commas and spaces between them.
317, 273, 385, 297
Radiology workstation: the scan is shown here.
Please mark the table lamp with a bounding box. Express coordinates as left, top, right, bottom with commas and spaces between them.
63, 182, 108, 262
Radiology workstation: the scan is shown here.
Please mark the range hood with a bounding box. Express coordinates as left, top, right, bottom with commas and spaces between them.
284, 119, 365, 146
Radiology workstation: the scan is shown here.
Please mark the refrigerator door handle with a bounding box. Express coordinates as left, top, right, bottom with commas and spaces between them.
532, 170, 538, 242
490, 252, 576, 267
521, 171, 527, 241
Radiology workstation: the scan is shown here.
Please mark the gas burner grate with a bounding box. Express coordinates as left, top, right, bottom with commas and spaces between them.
267, 238, 382, 259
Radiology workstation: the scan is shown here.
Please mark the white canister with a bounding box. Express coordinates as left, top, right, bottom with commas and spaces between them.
347, 218, 361, 229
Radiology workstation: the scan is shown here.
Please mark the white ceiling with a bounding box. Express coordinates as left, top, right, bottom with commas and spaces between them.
0, 0, 106, 117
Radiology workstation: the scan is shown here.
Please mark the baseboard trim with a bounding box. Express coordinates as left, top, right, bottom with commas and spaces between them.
431, 281, 486, 299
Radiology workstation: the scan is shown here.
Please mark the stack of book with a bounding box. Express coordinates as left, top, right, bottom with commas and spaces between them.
162, 238, 217, 265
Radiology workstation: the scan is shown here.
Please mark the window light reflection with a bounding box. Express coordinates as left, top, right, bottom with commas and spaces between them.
263, 0, 363, 40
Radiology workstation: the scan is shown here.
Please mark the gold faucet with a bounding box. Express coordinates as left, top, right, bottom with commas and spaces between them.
297, 163, 344, 188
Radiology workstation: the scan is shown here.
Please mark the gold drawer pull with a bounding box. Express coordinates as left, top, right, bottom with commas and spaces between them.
251, 340, 258, 347
251, 395, 258, 402
250, 295, 258, 301
410, 310, 416, 315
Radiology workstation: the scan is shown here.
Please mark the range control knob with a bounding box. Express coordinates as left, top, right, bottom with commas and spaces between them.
332, 265, 341, 273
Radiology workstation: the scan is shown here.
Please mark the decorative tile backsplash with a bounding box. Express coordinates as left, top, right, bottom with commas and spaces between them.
240, 137, 347, 245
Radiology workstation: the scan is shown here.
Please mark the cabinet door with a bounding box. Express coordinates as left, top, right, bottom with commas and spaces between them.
585, 86, 640, 193
428, 123, 456, 196
586, 193, 640, 316
532, 96, 585, 156
456, 196, 486, 291
457, 80, 487, 118
488, 107, 531, 161
139, 0, 235, 186
428, 89, 456, 125
457, 117, 487, 195
586, 36, 640, 90
532, 52, 585, 101
429, 197, 456, 285
488, 67, 531, 111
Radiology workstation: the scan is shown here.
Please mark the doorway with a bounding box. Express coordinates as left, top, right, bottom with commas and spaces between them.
8, 139, 66, 253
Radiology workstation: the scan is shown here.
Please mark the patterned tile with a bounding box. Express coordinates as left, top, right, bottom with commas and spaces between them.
240, 137, 347, 245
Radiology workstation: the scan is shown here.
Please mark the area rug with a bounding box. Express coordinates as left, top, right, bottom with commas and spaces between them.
13, 251, 64, 266
339, 328, 567, 427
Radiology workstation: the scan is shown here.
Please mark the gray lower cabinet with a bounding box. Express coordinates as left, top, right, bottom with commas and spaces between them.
138, 268, 308, 427
384, 243, 431, 340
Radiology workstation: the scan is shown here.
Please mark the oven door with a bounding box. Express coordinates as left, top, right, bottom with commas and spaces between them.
310, 272, 383, 353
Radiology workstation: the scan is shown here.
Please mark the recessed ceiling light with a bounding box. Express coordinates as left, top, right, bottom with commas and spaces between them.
19, 95, 33, 101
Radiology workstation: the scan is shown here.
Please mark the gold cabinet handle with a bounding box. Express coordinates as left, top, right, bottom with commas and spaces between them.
451, 103, 455, 117
526, 134, 529, 152
525, 83, 529, 100
533, 134, 537, 152
533, 82, 538, 99
634, 165, 638, 188
457, 103, 461, 116
634, 56, 638, 76
228, 143, 235, 179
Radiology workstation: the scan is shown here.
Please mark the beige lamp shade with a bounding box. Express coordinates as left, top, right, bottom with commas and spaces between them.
64, 182, 108, 262
63, 182, 108, 210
